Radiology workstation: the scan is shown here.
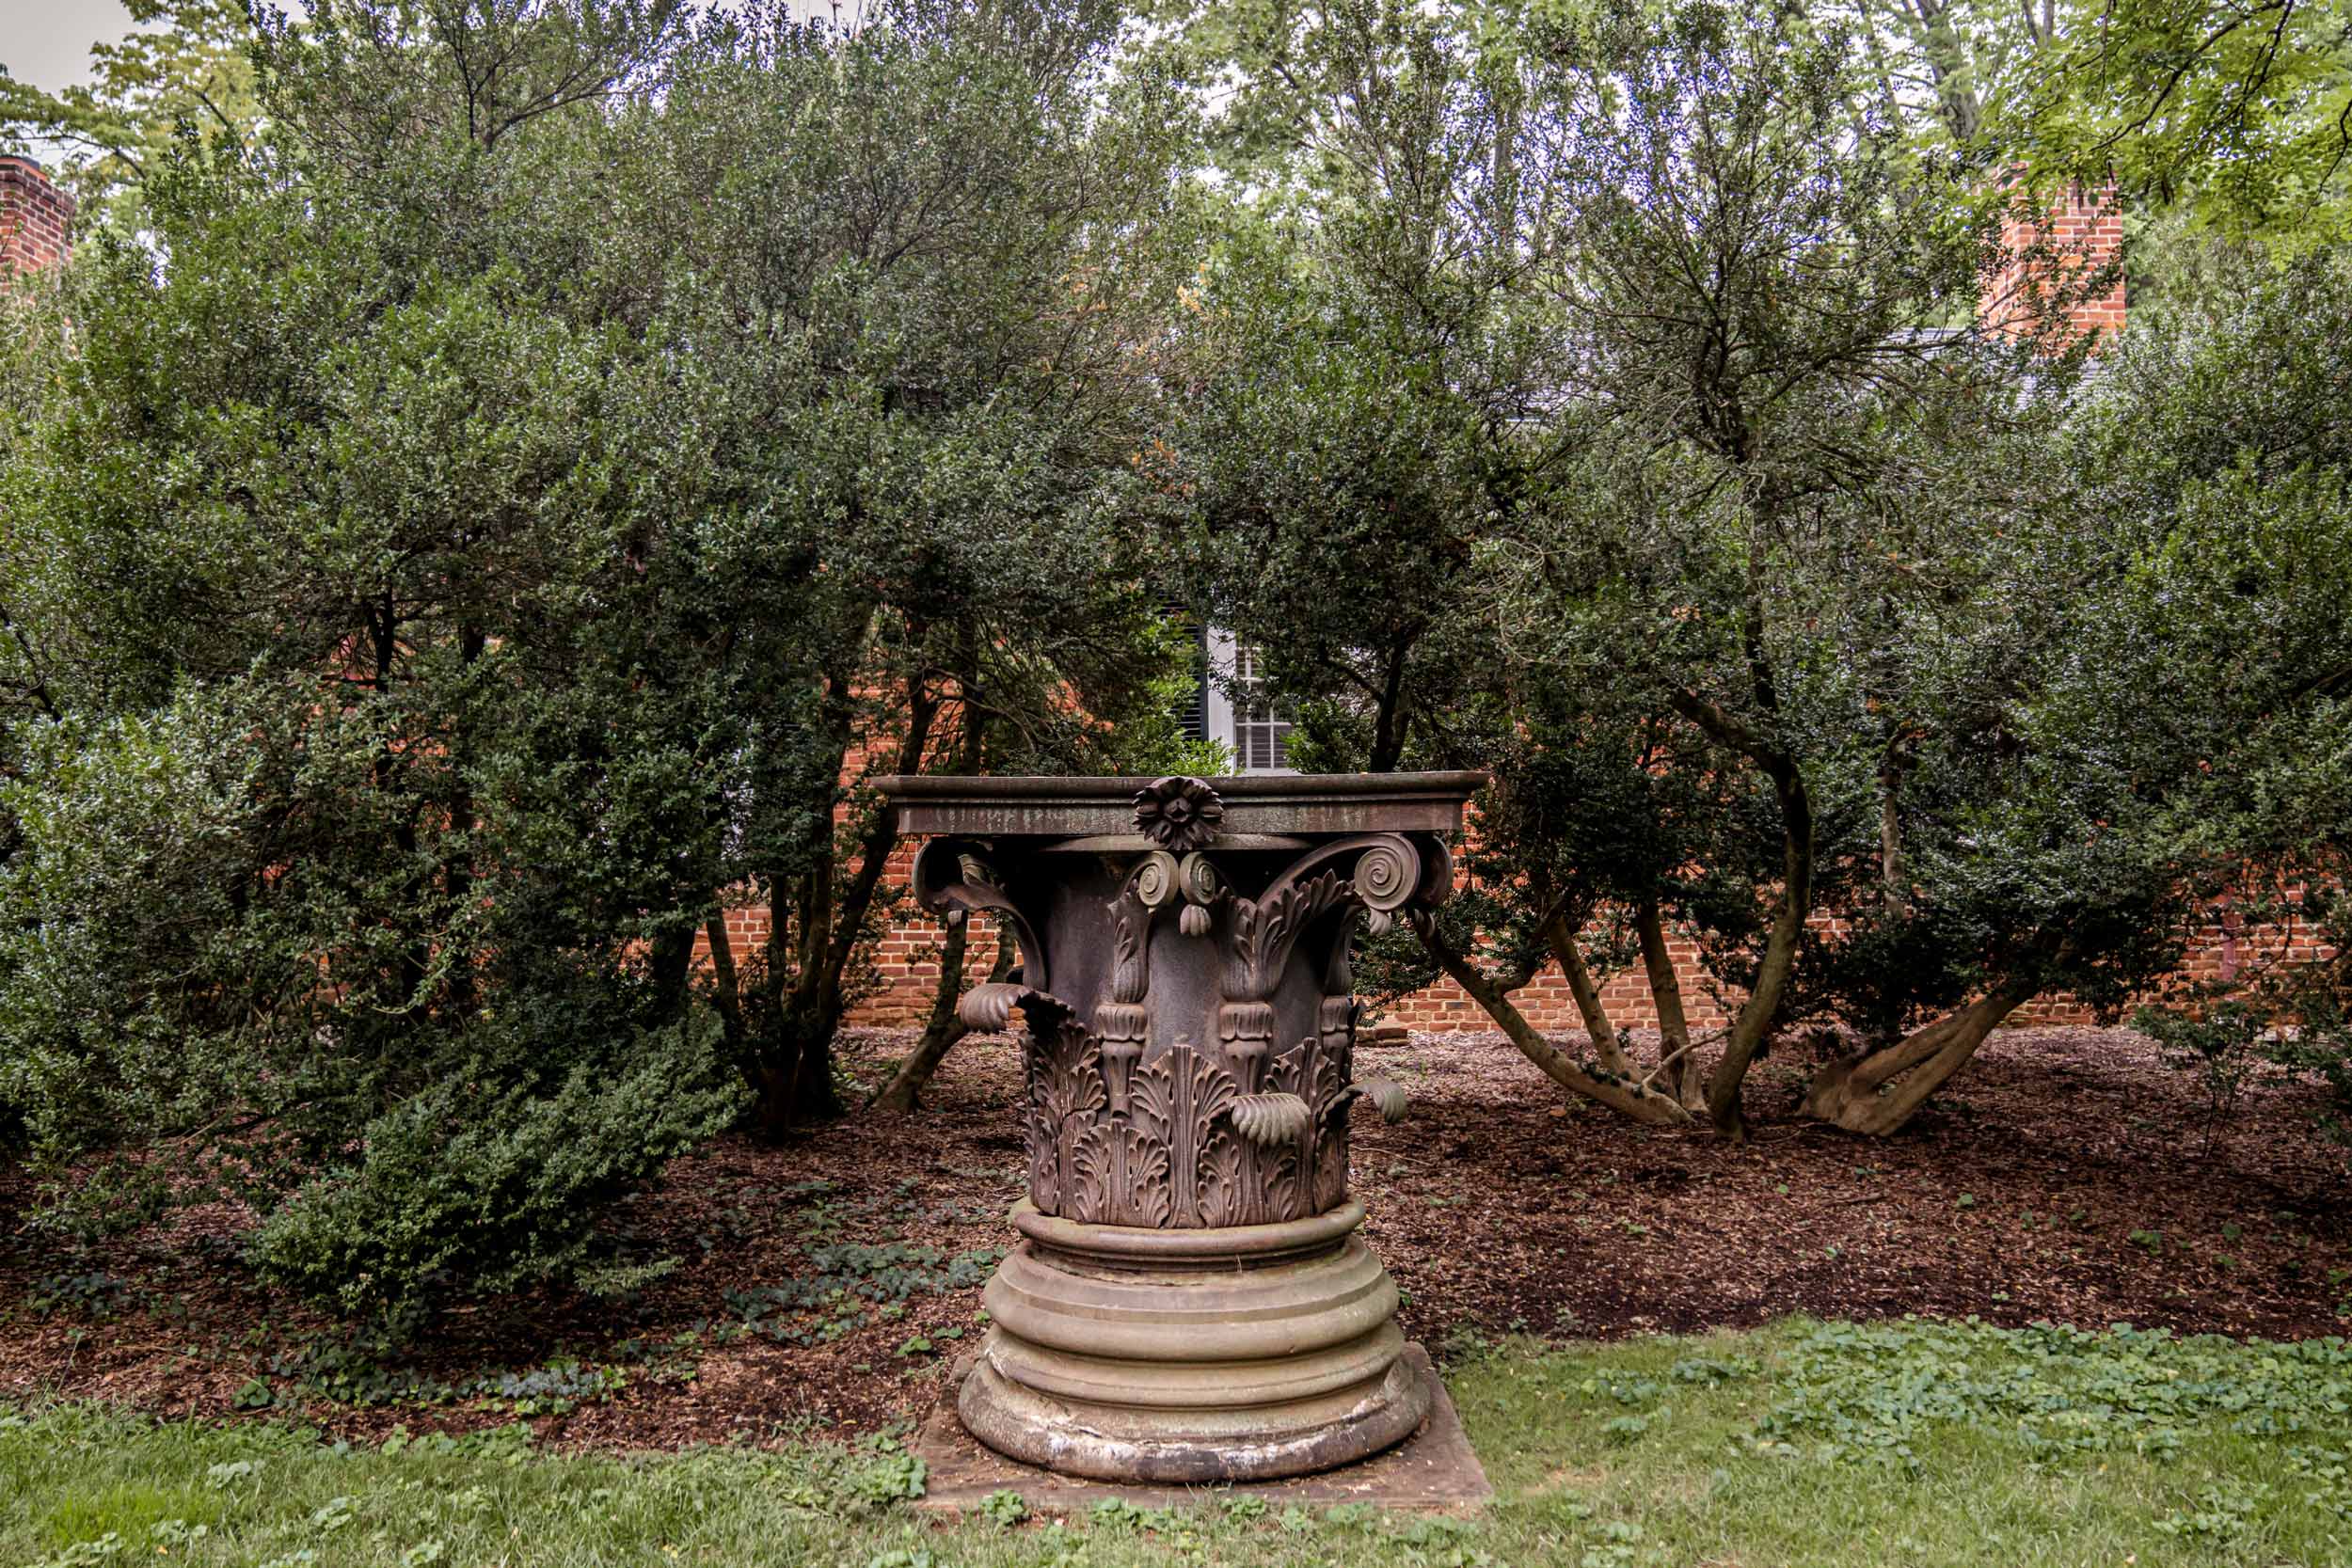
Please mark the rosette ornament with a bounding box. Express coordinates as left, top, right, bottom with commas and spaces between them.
1132, 775, 1225, 854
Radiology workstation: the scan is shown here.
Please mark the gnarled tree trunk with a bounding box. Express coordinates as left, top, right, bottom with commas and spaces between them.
1413, 914, 1692, 1126
1542, 911, 1635, 1076
1703, 767, 1813, 1141
703, 652, 944, 1138
1635, 894, 1704, 1108
1803, 978, 2041, 1134
872, 922, 1014, 1112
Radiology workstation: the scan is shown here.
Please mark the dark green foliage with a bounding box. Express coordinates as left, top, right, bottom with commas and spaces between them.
605, 0, 1213, 1131
24, 1272, 133, 1323
0, 0, 1200, 1321
246, 1022, 740, 1318
1170, 0, 2352, 1138
1168, 210, 1502, 774
264, 1332, 635, 1414
2106, 253, 2352, 1146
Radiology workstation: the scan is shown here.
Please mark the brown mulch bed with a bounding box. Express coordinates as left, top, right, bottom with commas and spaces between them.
2, 1026, 2346, 1450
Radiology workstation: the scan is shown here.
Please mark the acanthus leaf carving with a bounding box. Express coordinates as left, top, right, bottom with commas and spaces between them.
1260, 1141, 1302, 1224
1224, 869, 1358, 1001
1117, 1079, 1174, 1228
960, 981, 1067, 1036
1273, 1020, 1358, 1215
1079, 1039, 1238, 1229
912, 838, 1048, 989
1198, 1132, 1250, 1227
1312, 1127, 1349, 1214
993, 835, 1454, 1229
1126, 1047, 1182, 1224
1105, 874, 1155, 1007
1231, 1092, 1312, 1148
1025, 1018, 1104, 1218
1070, 1122, 1117, 1222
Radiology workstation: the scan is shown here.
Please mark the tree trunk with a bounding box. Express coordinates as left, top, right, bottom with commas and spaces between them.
872, 915, 970, 1114
1364, 632, 1421, 773
748, 1062, 804, 1143
1704, 766, 1813, 1141
1902, 0, 1988, 143
873, 649, 993, 1114
1803, 979, 2039, 1134
752, 863, 848, 1133
1414, 916, 1692, 1126
647, 922, 696, 1027
1542, 911, 1634, 1075
787, 1018, 841, 1123
750, 657, 939, 1134
1635, 895, 1702, 1108
705, 911, 748, 1067
873, 923, 1014, 1112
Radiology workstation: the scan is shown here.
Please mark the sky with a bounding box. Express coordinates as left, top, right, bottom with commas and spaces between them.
4, 0, 138, 91
6, 0, 847, 96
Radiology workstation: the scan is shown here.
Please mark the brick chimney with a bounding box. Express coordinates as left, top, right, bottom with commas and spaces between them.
1982, 181, 2125, 344
0, 155, 75, 279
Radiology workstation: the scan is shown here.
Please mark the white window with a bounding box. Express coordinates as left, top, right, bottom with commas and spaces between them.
1204, 629, 1295, 774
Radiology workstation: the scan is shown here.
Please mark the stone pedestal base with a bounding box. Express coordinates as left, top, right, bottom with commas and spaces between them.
914, 1343, 1490, 1514
959, 1200, 1430, 1483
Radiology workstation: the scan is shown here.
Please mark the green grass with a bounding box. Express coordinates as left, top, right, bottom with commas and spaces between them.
6, 1317, 2350, 1567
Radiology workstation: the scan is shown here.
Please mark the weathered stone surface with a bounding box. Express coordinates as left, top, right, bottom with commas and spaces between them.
911, 1344, 1490, 1513
961, 1201, 1425, 1481
879, 769, 1485, 840
878, 772, 1481, 1482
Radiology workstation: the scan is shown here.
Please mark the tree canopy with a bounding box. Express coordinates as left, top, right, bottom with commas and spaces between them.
2, 0, 2347, 1326
1, 0, 1211, 1322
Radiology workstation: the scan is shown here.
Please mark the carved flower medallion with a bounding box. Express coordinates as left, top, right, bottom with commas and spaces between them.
1133, 775, 1225, 853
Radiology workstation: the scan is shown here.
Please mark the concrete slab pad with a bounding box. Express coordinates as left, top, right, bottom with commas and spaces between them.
909, 1344, 1491, 1517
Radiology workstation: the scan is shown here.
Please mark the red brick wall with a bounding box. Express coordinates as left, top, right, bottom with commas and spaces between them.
0, 156, 74, 279
697, 838, 961, 1030
834, 879, 2337, 1038
2006, 892, 2339, 1028
1983, 181, 2125, 341
1379, 924, 1730, 1033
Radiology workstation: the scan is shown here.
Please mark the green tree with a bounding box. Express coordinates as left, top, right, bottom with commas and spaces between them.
631, 1, 1208, 1132
1490, 0, 2280, 1139
1514, 12, 2352, 1137
1822, 0, 2352, 243
0, 138, 743, 1315
1159, 0, 1821, 1130
1168, 0, 2341, 1146
1158, 2, 1714, 1121
2105, 254, 2352, 1144
0, 0, 264, 226
0, 0, 1204, 1320
2000, 0, 2351, 243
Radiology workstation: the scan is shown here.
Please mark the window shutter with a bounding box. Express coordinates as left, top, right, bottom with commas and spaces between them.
1231, 643, 1294, 773
1165, 606, 1210, 743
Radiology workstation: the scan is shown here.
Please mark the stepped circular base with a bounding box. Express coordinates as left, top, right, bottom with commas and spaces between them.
957, 1201, 1431, 1483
